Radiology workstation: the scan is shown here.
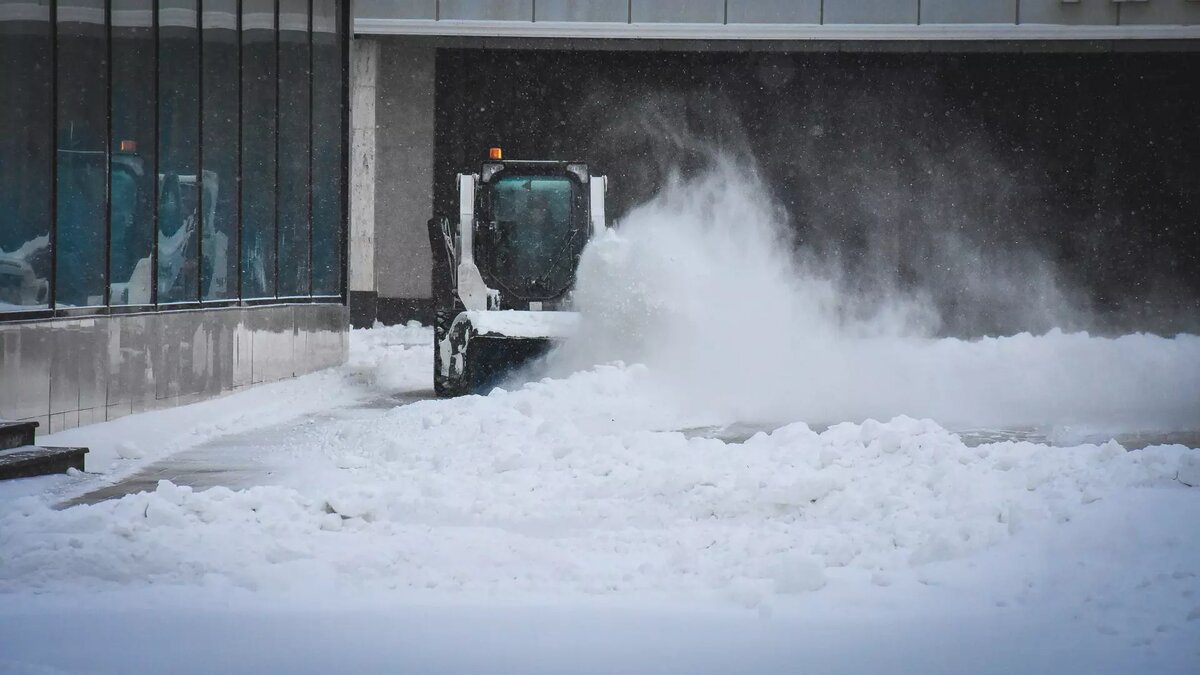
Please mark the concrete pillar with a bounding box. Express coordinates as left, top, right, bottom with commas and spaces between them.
374, 38, 436, 325
348, 36, 379, 328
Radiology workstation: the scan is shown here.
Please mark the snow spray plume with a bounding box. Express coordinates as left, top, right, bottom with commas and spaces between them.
552, 161, 1200, 434
576, 74, 1091, 337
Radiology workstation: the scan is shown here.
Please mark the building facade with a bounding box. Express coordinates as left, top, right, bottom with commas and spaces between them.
0, 0, 349, 431
348, 1, 1200, 333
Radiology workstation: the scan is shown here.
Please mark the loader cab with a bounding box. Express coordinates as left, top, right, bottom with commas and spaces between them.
475, 161, 591, 305
427, 152, 608, 396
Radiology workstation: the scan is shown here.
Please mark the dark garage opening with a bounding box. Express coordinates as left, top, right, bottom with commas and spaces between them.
434, 48, 1200, 336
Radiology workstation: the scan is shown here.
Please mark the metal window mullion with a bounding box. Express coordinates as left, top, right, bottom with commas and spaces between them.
48, 0, 58, 318
306, 0, 313, 298
235, 0, 243, 302
338, 0, 349, 303
151, 0, 160, 307
104, 0, 113, 308
197, 0, 205, 303
272, 0, 279, 299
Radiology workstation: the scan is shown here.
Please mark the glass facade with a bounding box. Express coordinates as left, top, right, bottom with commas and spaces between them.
0, 0, 347, 317
240, 0, 275, 299
56, 0, 108, 307
201, 0, 239, 301
276, 0, 310, 298
110, 0, 156, 306
310, 0, 342, 297
0, 1, 53, 312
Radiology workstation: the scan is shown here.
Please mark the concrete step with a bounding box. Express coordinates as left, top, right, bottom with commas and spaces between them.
0, 445, 89, 481
0, 420, 39, 451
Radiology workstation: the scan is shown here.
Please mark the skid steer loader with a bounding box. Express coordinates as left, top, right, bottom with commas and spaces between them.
428, 149, 608, 396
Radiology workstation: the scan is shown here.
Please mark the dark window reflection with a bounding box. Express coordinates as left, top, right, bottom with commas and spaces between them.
277, 0, 311, 297
201, 0, 239, 301
110, 0, 156, 306
311, 0, 343, 297
56, 0, 109, 308
241, 0, 276, 298
157, 0, 200, 304
2, 0, 347, 317
0, 0, 53, 311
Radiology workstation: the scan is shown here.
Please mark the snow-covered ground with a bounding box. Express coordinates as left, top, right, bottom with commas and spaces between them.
2, 168, 1199, 673
2, 328, 1197, 674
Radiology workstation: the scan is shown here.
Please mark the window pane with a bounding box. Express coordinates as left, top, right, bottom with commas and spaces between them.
0, 0, 53, 312
201, 0, 239, 301
489, 176, 585, 298
241, 0, 275, 299
277, 0, 310, 297
158, 0, 200, 304
56, 0, 108, 308
310, 0, 343, 297
110, 0, 155, 306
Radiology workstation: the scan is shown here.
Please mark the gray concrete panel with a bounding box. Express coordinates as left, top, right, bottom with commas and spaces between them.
50, 319, 105, 416
535, 0, 629, 22
292, 306, 311, 374
47, 323, 79, 415
49, 411, 73, 434
153, 312, 181, 404
78, 321, 107, 413
350, 38, 379, 296
922, 0, 1015, 24
106, 403, 130, 423
162, 311, 209, 403
375, 39, 435, 300
206, 310, 238, 397
79, 406, 105, 427
439, 0, 533, 21
1019, 0, 1118, 25
1120, 1, 1200, 26
824, 0, 919, 24
232, 310, 253, 389
247, 310, 269, 384
184, 318, 210, 399
250, 307, 296, 383
105, 314, 155, 415
355, 0, 437, 20
727, 0, 821, 23
632, 0, 726, 23
1, 304, 346, 433
0, 322, 51, 422
118, 315, 160, 415
301, 304, 346, 371
324, 305, 351, 369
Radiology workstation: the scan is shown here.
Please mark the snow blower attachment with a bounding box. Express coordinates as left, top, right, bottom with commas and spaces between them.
428, 150, 608, 396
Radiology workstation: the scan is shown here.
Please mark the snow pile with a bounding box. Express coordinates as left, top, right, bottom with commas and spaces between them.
2, 371, 1195, 607
345, 320, 431, 392
553, 163, 1200, 434
0, 319, 1197, 668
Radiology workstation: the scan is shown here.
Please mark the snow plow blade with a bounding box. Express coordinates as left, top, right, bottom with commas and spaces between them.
434, 310, 579, 396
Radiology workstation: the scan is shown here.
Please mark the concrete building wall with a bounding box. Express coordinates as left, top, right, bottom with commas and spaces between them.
349, 38, 379, 327
355, 0, 1200, 36
0, 305, 348, 433
371, 39, 436, 325
343, 1, 1200, 328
